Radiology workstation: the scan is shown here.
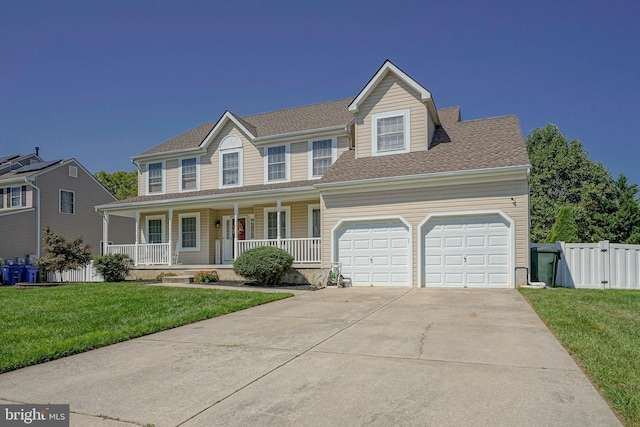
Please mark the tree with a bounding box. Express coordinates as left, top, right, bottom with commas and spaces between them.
545, 206, 579, 243
527, 124, 617, 243
94, 170, 138, 200
35, 227, 92, 275
610, 174, 640, 244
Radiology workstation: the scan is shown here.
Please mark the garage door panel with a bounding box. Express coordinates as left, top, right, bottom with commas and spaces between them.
424, 215, 510, 288
338, 221, 410, 287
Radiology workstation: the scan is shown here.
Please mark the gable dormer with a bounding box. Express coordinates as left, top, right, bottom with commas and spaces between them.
349, 60, 440, 158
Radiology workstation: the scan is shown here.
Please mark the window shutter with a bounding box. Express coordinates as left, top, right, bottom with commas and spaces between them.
5, 188, 9, 207
0, 188, 3, 209
21, 186, 26, 206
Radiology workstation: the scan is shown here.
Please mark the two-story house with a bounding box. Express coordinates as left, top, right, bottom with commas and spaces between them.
98, 60, 530, 288
0, 154, 133, 263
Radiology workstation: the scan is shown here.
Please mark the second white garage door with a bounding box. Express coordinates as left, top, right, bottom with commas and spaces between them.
337, 221, 410, 286
423, 216, 510, 288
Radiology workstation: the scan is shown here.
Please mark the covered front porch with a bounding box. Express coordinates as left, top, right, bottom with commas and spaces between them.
101, 195, 323, 267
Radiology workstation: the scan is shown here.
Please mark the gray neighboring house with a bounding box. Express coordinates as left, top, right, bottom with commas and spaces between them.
0, 153, 133, 262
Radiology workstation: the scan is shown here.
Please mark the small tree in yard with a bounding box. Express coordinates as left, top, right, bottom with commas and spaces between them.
545, 206, 579, 243
233, 246, 293, 286
93, 254, 133, 282
35, 226, 92, 276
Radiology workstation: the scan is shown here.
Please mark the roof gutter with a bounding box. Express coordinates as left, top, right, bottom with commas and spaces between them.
132, 147, 207, 163
25, 176, 41, 257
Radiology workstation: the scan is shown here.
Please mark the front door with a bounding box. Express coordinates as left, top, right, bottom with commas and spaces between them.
223, 216, 246, 263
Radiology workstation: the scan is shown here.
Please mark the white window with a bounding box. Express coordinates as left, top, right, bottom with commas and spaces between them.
10, 186, 22, 207
180, 157, 199, 191
59, 190, 74, 214
179, 213, 200, 251
147, 162, 164, 194
371, 109, 410, 155
308, 204, 321, 238
146, 216, 165, 243
69, 166, 78, 178
264, 206, 291, 239
264, 145, 289, 183
219, 135, 243, 188
308, 138, 337, 178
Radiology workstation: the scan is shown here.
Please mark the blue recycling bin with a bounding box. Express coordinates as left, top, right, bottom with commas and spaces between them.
2, 264, 24, 285
23, 265, 39, 283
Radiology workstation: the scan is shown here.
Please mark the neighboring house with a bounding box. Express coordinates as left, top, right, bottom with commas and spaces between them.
0, 155, 134, 262
97, 60, 530, 288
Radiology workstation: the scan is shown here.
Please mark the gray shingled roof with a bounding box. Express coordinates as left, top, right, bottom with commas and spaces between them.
319, 107, 530, 185
109, 180, 318, 205
138, 98, 354, 156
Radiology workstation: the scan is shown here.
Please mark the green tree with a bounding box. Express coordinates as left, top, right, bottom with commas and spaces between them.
610, 174, 640, 244
527, 124, 616, 243
35, 227, 92, 275
545, 206, 579, 243
94, 170, 138, 200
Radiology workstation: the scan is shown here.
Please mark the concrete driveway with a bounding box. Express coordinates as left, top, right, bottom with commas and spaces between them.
0, 288, 622, 426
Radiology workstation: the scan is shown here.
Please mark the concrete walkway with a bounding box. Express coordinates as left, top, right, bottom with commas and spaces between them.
0, 288, 621, 426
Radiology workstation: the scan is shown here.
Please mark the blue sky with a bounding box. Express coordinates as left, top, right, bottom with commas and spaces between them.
2, 0, 639, 185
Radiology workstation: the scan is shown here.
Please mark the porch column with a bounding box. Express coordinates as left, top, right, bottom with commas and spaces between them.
276, 199, 281, 248
134, 212, 140, 266
102, 212, 109, 255
168, 208, 173, 266
233, 203, 239, 260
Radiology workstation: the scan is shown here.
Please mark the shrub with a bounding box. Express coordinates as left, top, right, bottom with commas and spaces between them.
93, 254, 133, 282
193, 270, 219, 283
36, 226, 92, 275
233, 246, 293, 286
156, 272, 177, 282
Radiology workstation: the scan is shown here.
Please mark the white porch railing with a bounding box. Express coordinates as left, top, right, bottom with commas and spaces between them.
238, 238, 321, 263
105, 243, 172, 266
105, 239, 321, 265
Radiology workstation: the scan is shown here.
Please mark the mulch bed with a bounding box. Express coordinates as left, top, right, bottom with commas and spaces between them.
210, 281, 317, 291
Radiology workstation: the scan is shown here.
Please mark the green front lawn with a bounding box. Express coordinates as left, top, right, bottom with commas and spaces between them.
0, 283, 291, 373
520, 288, 640, 426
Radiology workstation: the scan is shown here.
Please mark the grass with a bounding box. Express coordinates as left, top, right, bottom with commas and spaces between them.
0, 283, 291, 374
520, 288, 640, 426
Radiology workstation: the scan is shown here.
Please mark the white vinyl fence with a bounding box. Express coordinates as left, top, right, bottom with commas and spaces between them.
531, 241, 640, 289
47, 260, 103, 283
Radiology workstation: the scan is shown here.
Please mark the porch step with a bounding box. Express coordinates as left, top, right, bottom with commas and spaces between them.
162, 275, 194, 284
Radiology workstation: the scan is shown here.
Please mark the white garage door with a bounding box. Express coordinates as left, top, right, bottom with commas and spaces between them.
337, 221, 410, 286
424, 216, 510, 288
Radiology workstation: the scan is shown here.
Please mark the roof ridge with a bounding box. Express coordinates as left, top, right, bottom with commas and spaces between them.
241, 97, 354, 120
457, 114, 518, 124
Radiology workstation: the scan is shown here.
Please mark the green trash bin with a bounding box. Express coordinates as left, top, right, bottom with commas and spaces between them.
530, 247, 561, 287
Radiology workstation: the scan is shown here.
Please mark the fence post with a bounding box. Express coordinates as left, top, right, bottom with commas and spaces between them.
599, 240, 610, 289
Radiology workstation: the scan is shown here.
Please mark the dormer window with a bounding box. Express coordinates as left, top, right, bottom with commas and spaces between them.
372, 109, 410, 156
219, 135, 243, 188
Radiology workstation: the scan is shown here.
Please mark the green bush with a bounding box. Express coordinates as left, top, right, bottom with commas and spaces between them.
93, 254, 133, 282
233, 246, 293, 286
156, 272, 177, 282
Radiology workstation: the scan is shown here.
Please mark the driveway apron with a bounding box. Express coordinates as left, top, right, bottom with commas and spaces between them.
0, 288, 622, 426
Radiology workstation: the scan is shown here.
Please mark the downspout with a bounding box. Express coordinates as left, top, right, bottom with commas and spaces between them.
26, 176, 40, 257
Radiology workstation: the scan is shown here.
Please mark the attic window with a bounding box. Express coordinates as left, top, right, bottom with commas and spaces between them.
372, 109, 410, 156
69, 165, 78, 178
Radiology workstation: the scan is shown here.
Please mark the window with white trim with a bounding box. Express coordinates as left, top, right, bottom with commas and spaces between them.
309, 138, 335, 178
148, 162, 164, 194
265, 145, 288, 182
219, 135, 243, 188
59, 190, 75, 214
146, 216, 165, 243
179, 213, 200, 251
308, 204, 321, 238
10, 186, 21, 207
180, 158, 198, 191
372, 109, 410, 155
264, 207, 290, 239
